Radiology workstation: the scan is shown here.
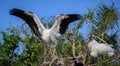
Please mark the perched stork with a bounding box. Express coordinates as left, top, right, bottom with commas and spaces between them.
88, 39, 114, 57
9, 8, 82, 47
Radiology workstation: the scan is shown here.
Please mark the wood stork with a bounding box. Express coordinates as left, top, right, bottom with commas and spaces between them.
88, 39, 114, 57
9, 8, 82, 47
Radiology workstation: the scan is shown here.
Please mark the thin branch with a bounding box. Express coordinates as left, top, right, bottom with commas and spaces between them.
92, 35, 108, 44
49, 56, 57, 66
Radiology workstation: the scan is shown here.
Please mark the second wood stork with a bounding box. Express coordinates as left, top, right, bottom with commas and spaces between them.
88, 39, 114, 57
9, 8, 82, 47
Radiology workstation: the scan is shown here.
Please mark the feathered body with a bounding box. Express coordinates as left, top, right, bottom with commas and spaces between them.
88, 40, 114, 57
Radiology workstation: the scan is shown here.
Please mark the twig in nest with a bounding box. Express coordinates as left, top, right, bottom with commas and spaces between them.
41, 61, 50, 66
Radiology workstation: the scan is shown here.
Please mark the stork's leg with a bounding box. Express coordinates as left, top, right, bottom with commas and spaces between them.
53, 44, 57, 56
44, 43, 48, 62
38, 38, 49, 64
50, 37, 57, 57
42, 44, 51, 66
49, 44, 57, 57
49, 44, 57, 66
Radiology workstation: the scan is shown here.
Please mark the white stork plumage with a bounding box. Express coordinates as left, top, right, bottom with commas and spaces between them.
88, 39, 114, 57
9, 8, 82, 47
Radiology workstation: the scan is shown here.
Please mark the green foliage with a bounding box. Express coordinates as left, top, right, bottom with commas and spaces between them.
0, 28, 21, 66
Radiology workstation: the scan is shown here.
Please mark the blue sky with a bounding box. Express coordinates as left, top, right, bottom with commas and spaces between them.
0, 0, 120, 33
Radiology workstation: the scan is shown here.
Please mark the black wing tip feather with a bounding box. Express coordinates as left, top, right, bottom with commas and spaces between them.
59, 14, 82, 34
67, 14, 82, 20
59, 14, 82, 20
9, 8, 33, 15
9, 8, 24, 15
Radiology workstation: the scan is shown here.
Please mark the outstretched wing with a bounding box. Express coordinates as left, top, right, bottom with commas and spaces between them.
10, 8, 45, 38
51, 14, 82, 34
